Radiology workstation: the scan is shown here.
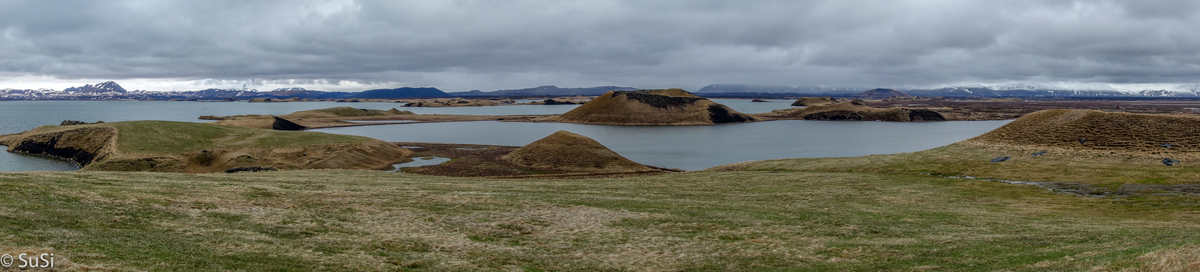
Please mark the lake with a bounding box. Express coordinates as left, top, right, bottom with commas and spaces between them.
315, 120, 1008, 170
0, 100, 1008, 171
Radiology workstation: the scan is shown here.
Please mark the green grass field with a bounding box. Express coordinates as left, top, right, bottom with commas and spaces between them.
2, 168, 1198, 271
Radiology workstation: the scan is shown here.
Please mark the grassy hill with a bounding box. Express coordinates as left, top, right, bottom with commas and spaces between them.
0, 121, 411, 173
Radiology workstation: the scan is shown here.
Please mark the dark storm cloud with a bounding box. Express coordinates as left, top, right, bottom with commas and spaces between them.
1, 0, 1199, 91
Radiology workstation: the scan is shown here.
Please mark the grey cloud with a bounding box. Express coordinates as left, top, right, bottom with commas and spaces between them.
1, 0, 1200, 91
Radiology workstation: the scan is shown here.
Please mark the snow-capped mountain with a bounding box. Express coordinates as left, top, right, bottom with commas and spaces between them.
63, 81, 127, 93
1108, 84, 1200, 96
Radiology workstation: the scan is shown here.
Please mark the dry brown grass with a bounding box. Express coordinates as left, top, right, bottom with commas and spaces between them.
1122, 244, 1200, 272
552, 89, 756, 125
501, 131, 651, 172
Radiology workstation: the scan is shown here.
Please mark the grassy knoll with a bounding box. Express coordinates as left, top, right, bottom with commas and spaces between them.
107, 121, 375, 154
709, 143, 1200, 186
1, 169, 1198, 271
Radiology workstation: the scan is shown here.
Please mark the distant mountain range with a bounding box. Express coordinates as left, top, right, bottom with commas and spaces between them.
8, 81, 1200, 101
0, 82, 451, 100
696, 83, 1200, 97
450, 85, 638, 96
853, 88, 912, 99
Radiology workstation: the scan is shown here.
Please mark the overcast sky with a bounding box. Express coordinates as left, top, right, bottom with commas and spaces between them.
2, 0, 1199, 92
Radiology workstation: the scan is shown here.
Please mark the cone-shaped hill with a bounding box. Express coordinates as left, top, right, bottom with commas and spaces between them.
554, 89, 757, 125
501, 131, 651, 172
966, 109, 1200, 155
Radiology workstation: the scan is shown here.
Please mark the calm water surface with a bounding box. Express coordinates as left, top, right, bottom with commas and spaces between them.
316, 120, 1009, 170
0, 100, 1000, 172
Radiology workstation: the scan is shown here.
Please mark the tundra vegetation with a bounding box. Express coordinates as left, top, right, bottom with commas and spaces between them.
1, 110, 1199, 270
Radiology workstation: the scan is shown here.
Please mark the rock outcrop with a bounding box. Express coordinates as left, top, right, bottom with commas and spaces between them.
272, 117, 307, 131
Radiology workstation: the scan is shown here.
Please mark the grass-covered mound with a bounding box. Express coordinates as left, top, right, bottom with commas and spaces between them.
773, 101, 945, 122
0, 121, 411, 173
790, 96, 839, 106
211, 107, 415, 129
502, 130, 651, 172
553, 89, 756, 125
967, 109, 1200, 155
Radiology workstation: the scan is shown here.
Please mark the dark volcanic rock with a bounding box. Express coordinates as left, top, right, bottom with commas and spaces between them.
272, 117, 307, 131
224, 166, 279, 173
907, 109, 946, 121
612, 90, 706, 108
708, 105, 754, 124
543, 99, 578, 105
60, 120, 104, 125
803, 110, 864, 121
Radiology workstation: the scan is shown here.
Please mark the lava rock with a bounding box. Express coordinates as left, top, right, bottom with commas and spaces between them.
224, 166, 279, 173
271, 116, 307, 131
60, 120, 103, 125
